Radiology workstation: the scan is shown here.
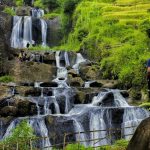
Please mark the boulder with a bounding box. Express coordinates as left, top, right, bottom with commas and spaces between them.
74, 90, 86, 104
0, 106, 17, 116
68, 75, 84, 87
10, 61, 57, 83
43, 52, 56, 65
68, 69, 79, 77
127, 117, 150, 150
17, 100, 37, 116
16, 86, 41, 97
79, 65, 101, 80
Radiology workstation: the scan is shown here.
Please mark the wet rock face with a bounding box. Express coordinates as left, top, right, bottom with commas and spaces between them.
0, 96, 37, 117
127, 117, 150, 150
45, 116, 76, 147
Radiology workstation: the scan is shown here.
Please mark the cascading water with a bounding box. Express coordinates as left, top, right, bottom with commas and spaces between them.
2, 52, 150, 149
73, 53, 86, 73
40, 19, 47, 46
11, 16, 32, 48
31, 8, 44, 18
11, 7, 47, 48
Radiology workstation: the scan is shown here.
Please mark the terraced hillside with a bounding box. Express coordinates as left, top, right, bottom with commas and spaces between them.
61, 0, 150, 88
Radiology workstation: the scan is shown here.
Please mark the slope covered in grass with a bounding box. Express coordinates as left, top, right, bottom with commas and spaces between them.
60, 0, 150, 88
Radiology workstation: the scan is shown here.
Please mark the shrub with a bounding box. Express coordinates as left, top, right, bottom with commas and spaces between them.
15, 0, 23, 6
0, 75, 13, 83
1, 120, 35, 150
3, 7, 16, 16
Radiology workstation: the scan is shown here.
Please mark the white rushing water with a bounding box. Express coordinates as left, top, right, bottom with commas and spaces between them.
40, 19, 47, 46
11, 16, 32, 48
31, 8, 44, 18
2, 52, 150, 149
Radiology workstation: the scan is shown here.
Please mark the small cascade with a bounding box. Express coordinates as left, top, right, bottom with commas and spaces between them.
51, 96, 60, 114
29, 118, 51, 149
40, 19, 47, 46
64, 52, 70, 67
90, 111, 108, 147
73, 53, 86, 73
31, 8, 44, 18
112, 90, 129, 107
23, 16, 33, 47
73, 118, 88, 147
44, 97, 51, 115
92, 89, 129, 107
122, 107, 149, 140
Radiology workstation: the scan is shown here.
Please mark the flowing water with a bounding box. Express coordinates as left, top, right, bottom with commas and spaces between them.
7, 4, 150, 148
11, 7, 47, 48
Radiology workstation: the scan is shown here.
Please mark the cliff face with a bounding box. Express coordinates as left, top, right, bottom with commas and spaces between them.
0, 10, 12, 74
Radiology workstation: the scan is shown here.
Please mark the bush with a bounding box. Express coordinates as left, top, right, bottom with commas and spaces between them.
0, 75, 13, 83
3, 7, 16, 16
15, 0, 23, 6
1, 120, 35, 150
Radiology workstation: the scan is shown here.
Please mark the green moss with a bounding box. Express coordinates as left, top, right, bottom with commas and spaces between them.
0, 76, 13, 83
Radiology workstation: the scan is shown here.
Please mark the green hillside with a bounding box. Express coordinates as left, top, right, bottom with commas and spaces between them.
60, 0, 150, 88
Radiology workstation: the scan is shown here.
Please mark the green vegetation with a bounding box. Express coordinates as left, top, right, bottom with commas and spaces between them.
15, 0, 24, 6
0, 120, 35, 150
0, 75, 13, 83
54, 139, 128, 150
3, 7, 16, 16
56, 0, 150, 89
140, 102, 150, 110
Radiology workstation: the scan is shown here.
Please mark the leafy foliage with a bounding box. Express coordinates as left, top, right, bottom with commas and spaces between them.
3, 7, 16, 16
57, 0, 150, 89
1, 120, 35, 150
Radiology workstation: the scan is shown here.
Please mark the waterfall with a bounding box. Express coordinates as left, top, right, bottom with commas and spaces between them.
11, 16, 32, 48
2, 52, 150, 148
40, 19, 47, 46
90, 111, 108, 146
11, 16, 23, 48
23, 16, 32, 48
